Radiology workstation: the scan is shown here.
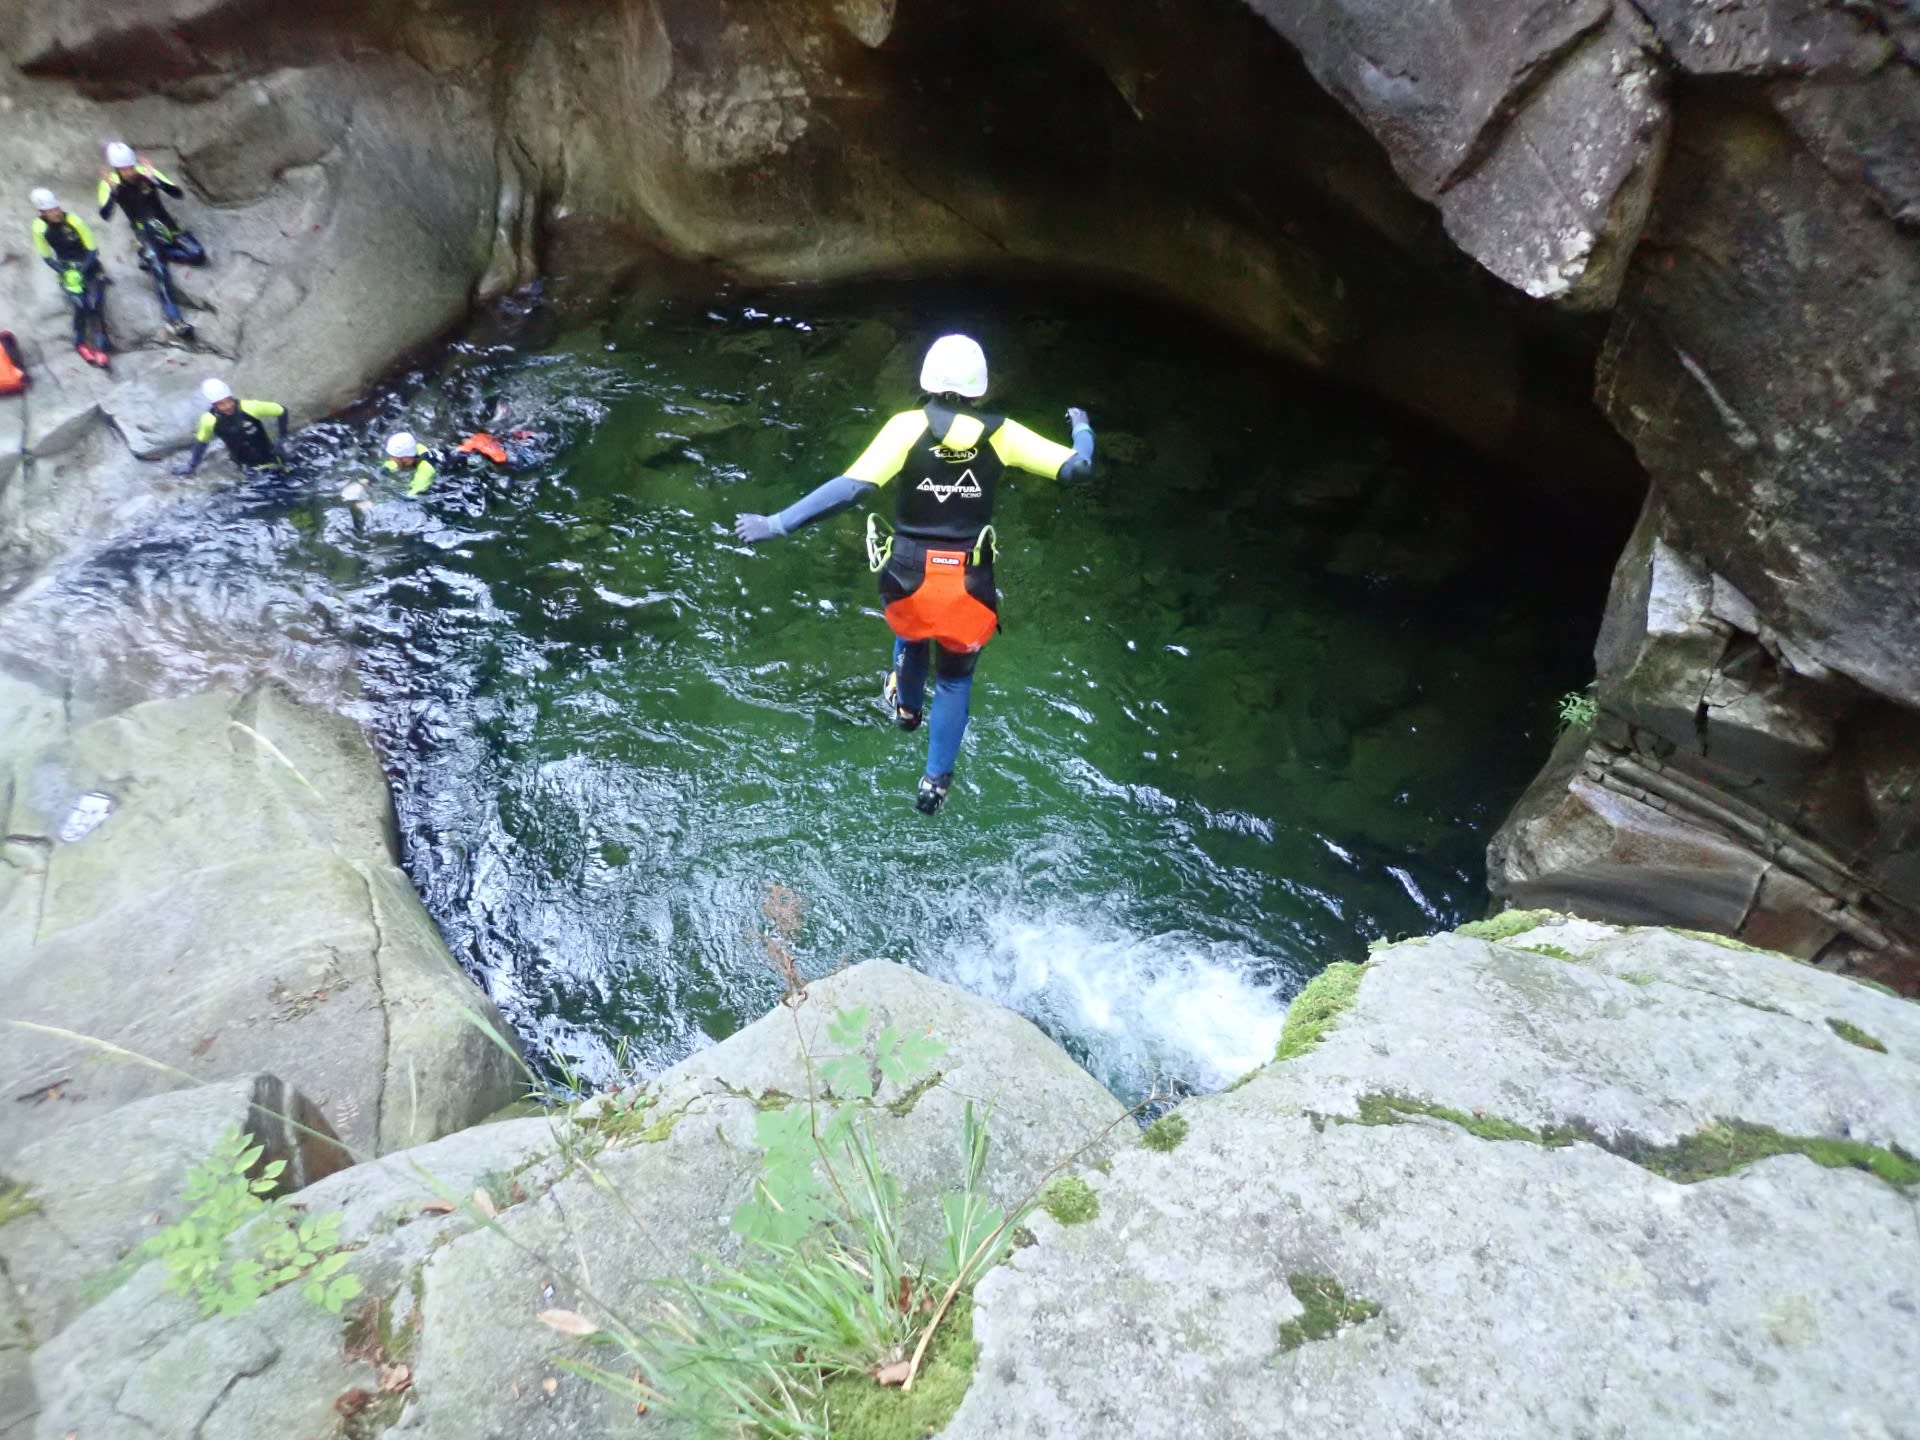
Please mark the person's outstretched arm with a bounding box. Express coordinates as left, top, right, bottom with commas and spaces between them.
991, 407, 1095, 481
734, 411, 926, 544
175, 412, 217, 476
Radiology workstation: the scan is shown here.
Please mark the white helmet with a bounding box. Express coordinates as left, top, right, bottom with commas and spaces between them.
386, 431, 419, 459
105, 141, 137, 168
29, 187, 59, 211
200, 378, 234, 404
920, 334, 988, 399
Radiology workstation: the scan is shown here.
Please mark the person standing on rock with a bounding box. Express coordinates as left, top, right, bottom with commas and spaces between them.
175, 379, 289, 476
733, 334, 1095, 815
29, 188, 112, 368
98, 142, 206, 337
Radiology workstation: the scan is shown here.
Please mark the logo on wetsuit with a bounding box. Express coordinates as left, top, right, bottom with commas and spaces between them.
916, 469, 983, 504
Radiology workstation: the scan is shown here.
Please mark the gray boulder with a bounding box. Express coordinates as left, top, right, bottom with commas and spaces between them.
948, 922, 1920, 1439
0, 679, 521, 1164
33, 961, 1127, 1439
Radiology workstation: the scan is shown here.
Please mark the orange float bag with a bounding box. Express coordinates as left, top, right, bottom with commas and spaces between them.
0, 332, 26, 395
882, 549, 999, 653
457, 431, 508, 464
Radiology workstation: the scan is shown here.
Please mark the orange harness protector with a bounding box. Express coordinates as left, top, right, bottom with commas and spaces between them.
883, 549, 998, 653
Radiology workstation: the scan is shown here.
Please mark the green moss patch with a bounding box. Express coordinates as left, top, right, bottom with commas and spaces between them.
1456, 909, 1563, 943
1140, 1113, 1189, 1152
821, 1297, 977, 1439
1275, 962, 1367, 1063
1826, 1018, 1887, 1053
885, 1070, 946, 1117
1354, 1093, 1575, 1146
1668, 927, 1791, 959
0, 1183, 38, 1228
1350, 1093, 1919, 1191
1624, 1123, 1919, 1188
1275, 1274, 1380, 1352
1040, 1176, 1099, 1226
1520, 942, 1579, 963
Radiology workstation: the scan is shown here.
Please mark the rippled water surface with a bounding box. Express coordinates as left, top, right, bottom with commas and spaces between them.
12, 277, 1612, 1100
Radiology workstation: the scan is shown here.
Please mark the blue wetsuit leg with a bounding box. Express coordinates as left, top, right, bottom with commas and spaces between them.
924, 644, 976, 780
892, 637, 930, 714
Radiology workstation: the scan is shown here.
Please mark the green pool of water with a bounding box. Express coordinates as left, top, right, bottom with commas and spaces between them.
328, 276, 1611, 1100
27, 273, 1612, 1101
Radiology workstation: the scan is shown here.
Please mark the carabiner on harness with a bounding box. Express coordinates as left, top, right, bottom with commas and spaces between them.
866, 512, 894, 574
970, 524, 998, 567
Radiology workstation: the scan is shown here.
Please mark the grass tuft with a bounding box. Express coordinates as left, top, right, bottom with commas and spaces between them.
1140, 1113, 1189, 1153
1275, 962, 1367, 1063
1826, 1018, 1887, 1053
1275, 1274, 1380, 1351
1039, 1176, 1099, 1227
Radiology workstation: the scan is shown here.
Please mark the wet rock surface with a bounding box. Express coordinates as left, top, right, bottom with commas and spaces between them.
22, 933, 1920, 1439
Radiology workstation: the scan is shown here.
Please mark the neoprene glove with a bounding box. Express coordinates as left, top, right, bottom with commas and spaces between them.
1067, 406, 1090, 431
734, 513, 779, 544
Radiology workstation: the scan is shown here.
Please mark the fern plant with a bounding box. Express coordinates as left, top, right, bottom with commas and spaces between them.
142, 1126, 362, 1318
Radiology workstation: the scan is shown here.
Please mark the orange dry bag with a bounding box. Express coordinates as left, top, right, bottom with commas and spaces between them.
457, 431, 508, 465
0, 332, 26, 396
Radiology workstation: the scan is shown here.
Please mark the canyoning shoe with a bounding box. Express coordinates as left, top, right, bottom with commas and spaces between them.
883, 670, 923, 731
170, 320, 195, 340
914, 773, 952, 816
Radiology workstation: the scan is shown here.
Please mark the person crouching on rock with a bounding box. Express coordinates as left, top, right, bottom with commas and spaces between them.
30, 188, 112, 368
175, 379, 289, 477
99, 141, 207, 337
732, 333, 1095, 816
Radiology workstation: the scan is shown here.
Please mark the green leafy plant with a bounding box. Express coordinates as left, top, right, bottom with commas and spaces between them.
1558, 687, 1598, 732
564, 1000, 1032, 1438
142, 1126, 363, 1318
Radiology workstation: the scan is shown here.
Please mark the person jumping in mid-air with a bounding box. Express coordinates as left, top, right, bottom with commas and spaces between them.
30, 188, 112, 368
734, 333, 1095, 814
175, 378, 289, 476
99, 141, 206, 337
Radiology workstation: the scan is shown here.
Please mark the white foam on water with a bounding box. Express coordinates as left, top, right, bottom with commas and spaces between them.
940, 912, 1290, 1097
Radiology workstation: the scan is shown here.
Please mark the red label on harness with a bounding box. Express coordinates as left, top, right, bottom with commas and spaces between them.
928, 553, 962, 566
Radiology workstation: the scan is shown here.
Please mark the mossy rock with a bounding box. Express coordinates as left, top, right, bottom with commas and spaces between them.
1140, 1113, 1190, 1152
1275, 1273, 1380, 1351
1455, 909, 1564, 943
1040, 1176, 1099, 1226
1275, 961, 1368, 1063
821, 1297, 977, 1439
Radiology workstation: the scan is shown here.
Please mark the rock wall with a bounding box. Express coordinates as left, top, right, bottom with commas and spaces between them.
1463, 7, 1920, 983
18, 930, 1918, 1438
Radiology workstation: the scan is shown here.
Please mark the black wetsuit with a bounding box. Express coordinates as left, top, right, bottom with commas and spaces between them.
31, 214, 110, 353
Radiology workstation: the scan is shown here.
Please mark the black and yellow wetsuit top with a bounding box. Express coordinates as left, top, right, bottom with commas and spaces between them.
845, 404, 1081, 545
99, 165, 186, 231
197, 401, 285, 468
385, 457, 438, 496
31, 214, 99, 269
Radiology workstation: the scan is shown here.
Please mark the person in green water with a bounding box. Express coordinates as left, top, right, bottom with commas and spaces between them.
734, 333, 1095, 814
175, 378, 289, 476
